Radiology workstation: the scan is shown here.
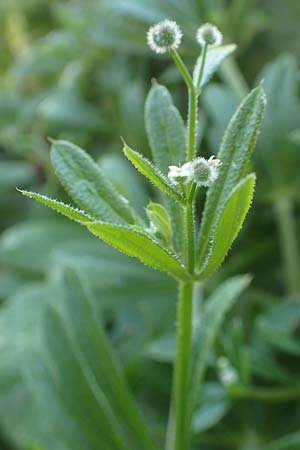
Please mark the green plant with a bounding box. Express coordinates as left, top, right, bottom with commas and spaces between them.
19, 21, 266, 450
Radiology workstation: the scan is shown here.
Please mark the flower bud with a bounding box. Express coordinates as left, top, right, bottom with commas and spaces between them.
217, 357, 238, 386
147, 19, 183, 54
167, 162, 193, 185
196, 23, 223, 47
190, 155, 222, 187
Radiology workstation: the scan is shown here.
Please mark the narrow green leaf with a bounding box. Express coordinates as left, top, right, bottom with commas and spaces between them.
44, 267, 158, 450
192, 383, 230, 433
123, 143, 182, 202
258, 430, 300, 450
197, 174, 256, 280
43, 276, 134, 450
256, 54, 298, 189
18, 190, 93, 223
196, 85, 266, 269
146, 201, 173, 246
51, 140, 135, 225
145, 83, 187, 173
87, 222, 189, 281
193, 44, 237, 89
189, 275, 251, 412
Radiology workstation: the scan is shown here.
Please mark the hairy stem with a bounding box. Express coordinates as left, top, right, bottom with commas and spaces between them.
168, 44, 209, 450
174, 281, 193, 450
187, 89, 198, 161
169, 49, 194, 91
183, 203, 195, 274
274, 197, 300, 295
230, 384, 300, 402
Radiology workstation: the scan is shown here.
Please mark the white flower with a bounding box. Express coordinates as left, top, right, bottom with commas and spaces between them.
190, 155, 222, 187
217, 357, 238, 386
167, 162, 193, 185
196, 23, 223, 47
147, 19, 183, 54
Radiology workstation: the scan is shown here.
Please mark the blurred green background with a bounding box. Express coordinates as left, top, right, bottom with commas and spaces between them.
1, 1, 300, 449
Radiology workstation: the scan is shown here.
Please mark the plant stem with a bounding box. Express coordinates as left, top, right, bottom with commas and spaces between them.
274, 197, 300, 296
174, 281, 193, 450
187, 88, 198, 161
185, 203, 195, 274
168, 44, 208, 450
230, 384, 300, 402
169, 49, 194, 91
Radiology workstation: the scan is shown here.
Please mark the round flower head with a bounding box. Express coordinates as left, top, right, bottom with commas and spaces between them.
147, 19, 182, 54
168, 162, 193, 185
196, 23, 223, 47
190, 155, 222, 187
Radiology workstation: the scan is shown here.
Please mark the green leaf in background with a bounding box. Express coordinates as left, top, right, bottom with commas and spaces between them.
87, 222, 189, 281
257, 430, 300, 450
123, 143, 182, 202
193, 44, 237, 89
17, 266, 155, 450
0, 161, 36, 190
196, 85, 266, 269
202, 84, 238, 150
145, 83, 187, 173
256, 301, 300, 356
0, 220, 88, 276
146, 201, 173, 246
197, 174, 256, 280
256, 54, 298, 190
145, 83, 187, 255
100, 153, 148, 219
192, 383, 231, 433
189, 275, 251, 412
51, 140, 136, 225
146, 333, 176, 364
39, 267, 158, 450
18, 190, 93, 224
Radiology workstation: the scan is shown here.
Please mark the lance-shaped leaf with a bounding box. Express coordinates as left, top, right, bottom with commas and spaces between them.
86, 222, 189, 281
51, 140, 135, 225
193, 44, 237, 89
123, 144, 182, 202
145, 83, 187, 173
196, 85, 266, 269
256, 54, 298, 189
196, 174, 255, 280
18, 190, 93, 224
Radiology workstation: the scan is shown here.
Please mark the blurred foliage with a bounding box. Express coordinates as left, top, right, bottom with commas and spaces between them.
0, 1, 300, 450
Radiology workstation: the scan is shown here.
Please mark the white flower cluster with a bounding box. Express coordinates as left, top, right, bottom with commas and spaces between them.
196, 23, 223, 47
147, 20, 222, 54
147, 19, 182, 54
167, 155, 222, 187
191, 155, 222, 187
